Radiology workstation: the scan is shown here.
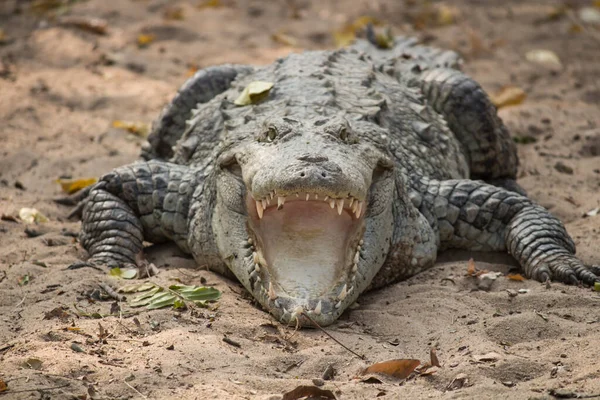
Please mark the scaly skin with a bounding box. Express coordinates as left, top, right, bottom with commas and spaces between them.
70, 37, 600, 327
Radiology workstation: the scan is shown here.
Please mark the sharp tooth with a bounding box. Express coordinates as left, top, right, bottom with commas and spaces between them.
337, 284, 347, 301
256, 276, 261, 283
351, 201, 358, 213
254, 264, 260, 273
348, 197, 354, 207
355, 201, 363, 218
354, 251, 360, 264
324, 196, 329, 201
352, 263, 358, 273
329, 199, 335, 209
335, 301, 342, 309
277, 196, 285, 209
261, 199, 268, 209
270, 192, 274, 200
314, 300, 322, 315
315, 194, 319, 200
296, 193, 299, 197
248, 238, 253, 245
306, 193, 310, 201
268, 282, 277, 300
266, 198, 271, 206
336, 199, 344, 215
253, 252, 259, 264
359, 239, 364, 245
256, 201, 264, 218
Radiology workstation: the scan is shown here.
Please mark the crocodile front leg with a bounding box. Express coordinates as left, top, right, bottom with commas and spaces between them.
76, 161, 201, 269
410, 176, 600, 284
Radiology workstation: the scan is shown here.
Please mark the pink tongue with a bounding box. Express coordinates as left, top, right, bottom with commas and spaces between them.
252, 201, 355, 298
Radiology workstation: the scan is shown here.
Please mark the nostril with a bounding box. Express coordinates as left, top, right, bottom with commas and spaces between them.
300, 172, 306, 177
321, 172, 327, 178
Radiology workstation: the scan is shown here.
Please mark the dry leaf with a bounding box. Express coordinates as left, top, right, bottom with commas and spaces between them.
43, 307, 71, 321
333, 16, 382, 48
0, 378, 7, 392
490, 86, 526, 109
59, 16, 108, 35
137, 34, 156, 47
56, 177, 97, 194
234, 81, 274, 106
525, 49, 561, 67
430, 348, 440, 368
271, 31, 298, 47
363, 359, 420, 379
0, 28, 8, 43
164, 6, 185, 20
19, 208, 48, 224
507, 273, 525, 281
282, 385, 336, 400
197, 0, 221, 9
466, 258, 476, 276
22, 358, 43, 370
112, 120, 150, 137
436, 5, 459, 26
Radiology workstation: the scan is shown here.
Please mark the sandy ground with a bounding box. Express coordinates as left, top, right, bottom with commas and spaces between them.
1, 0, 600, 399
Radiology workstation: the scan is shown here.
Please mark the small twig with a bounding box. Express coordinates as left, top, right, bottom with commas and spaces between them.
115, 318, 135, 334
222, 336, 241, 348
123, 380, 148, 399
0, 383, 70, 395
0, 343, 15, 352
12, 295, 26, 311
106, 338, 146, 343
99, 282, 126, 301
301, 311, 366, 360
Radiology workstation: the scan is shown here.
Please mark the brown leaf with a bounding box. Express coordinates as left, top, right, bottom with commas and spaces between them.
430, 348, 440, 367
98, 322, 109, 340
43, 306, 71, 321
507, 273, 525, 281
363, 359, 420, 379
0, 378, 7, 392
466, 258, 476, 276
525, 49, 562, 67
282, 385, 336, 400
234, 81, 274, 106
490, 86, 526, 109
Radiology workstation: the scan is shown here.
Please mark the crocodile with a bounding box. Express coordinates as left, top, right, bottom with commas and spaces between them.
69, 36, 600, 327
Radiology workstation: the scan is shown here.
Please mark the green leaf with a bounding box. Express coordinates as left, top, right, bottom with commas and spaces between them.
130, 286, 163, 307
110, 267, 138, 279
146, 293, 178, 310
169, 285, 222, 302
173, 299, 186, 309
118, 282, 158, 293
595, 282, 600, 292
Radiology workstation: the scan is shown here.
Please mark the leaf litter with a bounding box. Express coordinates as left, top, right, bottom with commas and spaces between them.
56, 177, 97, 194
119, 282, 221, 310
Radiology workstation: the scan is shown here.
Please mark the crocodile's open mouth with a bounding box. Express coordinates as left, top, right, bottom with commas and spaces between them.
245, 191, 366, 325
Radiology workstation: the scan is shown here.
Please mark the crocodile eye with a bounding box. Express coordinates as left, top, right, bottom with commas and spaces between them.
267, 127, 277, 141
339, 127, 348, 141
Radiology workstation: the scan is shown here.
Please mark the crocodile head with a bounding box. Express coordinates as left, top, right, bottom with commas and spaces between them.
213, 115, 395, 326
